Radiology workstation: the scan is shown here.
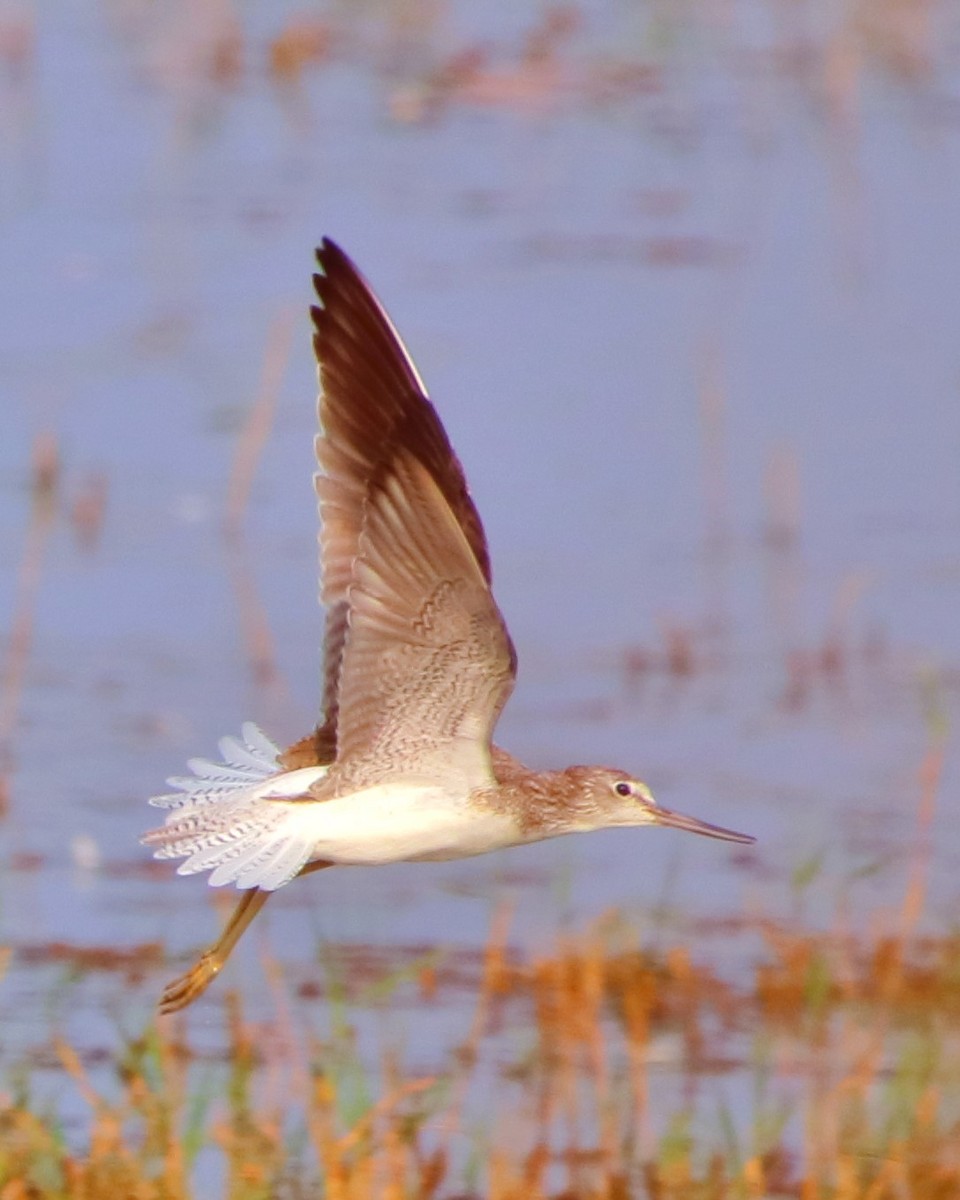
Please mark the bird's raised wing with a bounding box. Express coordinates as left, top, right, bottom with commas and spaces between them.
311, 239, 497, 757
323, 447, 515, 791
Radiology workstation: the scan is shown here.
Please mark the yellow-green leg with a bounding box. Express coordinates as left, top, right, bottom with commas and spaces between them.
158, 862, 332, 1014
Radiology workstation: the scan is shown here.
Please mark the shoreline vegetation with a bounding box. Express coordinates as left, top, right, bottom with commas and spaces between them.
3, 851, 958, 1198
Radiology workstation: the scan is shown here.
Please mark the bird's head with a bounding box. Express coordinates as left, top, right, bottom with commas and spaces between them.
561, 766, 755, 845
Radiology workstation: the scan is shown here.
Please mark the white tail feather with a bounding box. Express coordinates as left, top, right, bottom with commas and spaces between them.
142, 725, 328, 891
149, 724, 282, 810
241, 721, 285, 760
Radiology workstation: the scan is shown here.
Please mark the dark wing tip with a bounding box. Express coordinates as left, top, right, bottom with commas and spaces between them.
312, 242, 379, 339
316, 237, 345, 268
314, 239, 361, 299
310, 238, 494, 587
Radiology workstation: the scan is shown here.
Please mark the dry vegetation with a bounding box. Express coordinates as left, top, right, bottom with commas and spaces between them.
1, 873, 958, 1198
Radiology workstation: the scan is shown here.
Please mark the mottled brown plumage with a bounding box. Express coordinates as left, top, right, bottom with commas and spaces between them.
145, 240, 754, 1013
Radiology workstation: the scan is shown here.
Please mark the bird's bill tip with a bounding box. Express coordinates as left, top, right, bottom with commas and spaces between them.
652, 804, 755, 845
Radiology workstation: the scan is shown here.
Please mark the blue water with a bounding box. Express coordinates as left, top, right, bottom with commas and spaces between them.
0, 0, 958, 1169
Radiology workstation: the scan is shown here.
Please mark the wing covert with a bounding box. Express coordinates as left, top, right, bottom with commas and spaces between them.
328, 449, 515, 791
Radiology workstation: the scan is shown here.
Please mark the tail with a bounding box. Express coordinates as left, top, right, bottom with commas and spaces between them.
142, 723, 327, 891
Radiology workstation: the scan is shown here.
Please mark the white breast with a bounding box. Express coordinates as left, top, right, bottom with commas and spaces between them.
301, 783, 519, 865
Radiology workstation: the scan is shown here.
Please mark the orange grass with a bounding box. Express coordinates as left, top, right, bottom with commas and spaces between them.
1, 915, 958, 1196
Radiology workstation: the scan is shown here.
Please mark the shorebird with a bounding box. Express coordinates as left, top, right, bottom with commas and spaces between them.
143, 240, 754, 1013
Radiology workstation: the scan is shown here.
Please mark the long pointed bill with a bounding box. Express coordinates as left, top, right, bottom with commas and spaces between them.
652, 805, 755, 845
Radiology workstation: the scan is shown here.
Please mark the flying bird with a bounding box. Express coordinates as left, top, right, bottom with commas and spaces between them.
143, 240, 754, 1013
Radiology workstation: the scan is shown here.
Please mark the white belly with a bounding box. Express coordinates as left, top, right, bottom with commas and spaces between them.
302, 783, 518, 866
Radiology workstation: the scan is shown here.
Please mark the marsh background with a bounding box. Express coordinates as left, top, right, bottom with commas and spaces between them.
0, 1, 959, 1194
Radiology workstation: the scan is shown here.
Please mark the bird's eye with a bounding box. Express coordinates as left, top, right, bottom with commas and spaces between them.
614, 782, 633, 797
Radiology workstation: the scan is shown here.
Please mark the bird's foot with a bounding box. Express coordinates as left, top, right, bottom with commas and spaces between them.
158, 951, 222, 1015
